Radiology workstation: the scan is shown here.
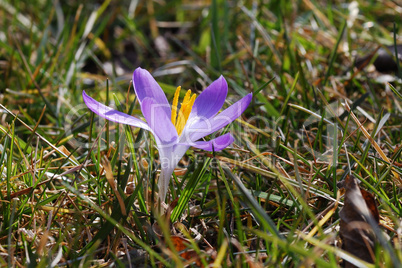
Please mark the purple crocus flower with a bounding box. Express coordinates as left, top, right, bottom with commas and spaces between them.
83, 67, 252, 200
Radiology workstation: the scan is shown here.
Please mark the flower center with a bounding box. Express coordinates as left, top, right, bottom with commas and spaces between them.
171, 86, 196, 136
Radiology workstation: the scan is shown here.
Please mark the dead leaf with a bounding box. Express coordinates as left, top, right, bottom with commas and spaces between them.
171, 235, 204, 266
152, 207, 216, 267
355, 45, 402, 73
339, 175, 379, 267
102, 157, 126, 216
152, 224, 208, 267
150, 198, 218, 266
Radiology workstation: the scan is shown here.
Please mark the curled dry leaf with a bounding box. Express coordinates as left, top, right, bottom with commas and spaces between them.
355, 45, 402, 73
102, 157, 126, 216
151, 225, 213, 267
171, 235, 204, 267
339, 175, 379, 267
150, 199, 216, 267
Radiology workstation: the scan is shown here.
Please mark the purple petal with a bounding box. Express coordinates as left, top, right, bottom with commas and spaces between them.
188, 76, 228, 121
158, 164, 174, 202
184, 93, 252, 142
82, 91, 151, 131
133, 67, 171, 118
158, 146, 175, 202
158, 144, 189, 201
189, 133, 234, 151
141, 97, 178, 146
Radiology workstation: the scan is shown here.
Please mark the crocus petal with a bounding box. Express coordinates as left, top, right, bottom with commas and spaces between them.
141, 97, 178, 145
189, 133, 234, 151
159, 165, 174, 202
184, 93, 252, 142
188, 76, 228, 122
133, 67, 171, 118
158, 144, 189, 201
82, 91, 151, 131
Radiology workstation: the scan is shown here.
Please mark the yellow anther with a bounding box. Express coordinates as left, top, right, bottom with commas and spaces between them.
171, 86, 181, 126
171, 87, 196, 136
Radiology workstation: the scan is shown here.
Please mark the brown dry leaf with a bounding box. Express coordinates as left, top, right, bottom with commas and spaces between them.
339, 175, 379, 267
152, 224, 210, 267
102, 157, 126, 216
171, 235, 204, 267
151, 202, 215, 267
355, 45, 402, 73
150, 198, 218, 266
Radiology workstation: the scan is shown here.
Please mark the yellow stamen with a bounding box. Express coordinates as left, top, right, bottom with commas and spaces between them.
171, 86, 181, 126
171, 88, 196, 136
